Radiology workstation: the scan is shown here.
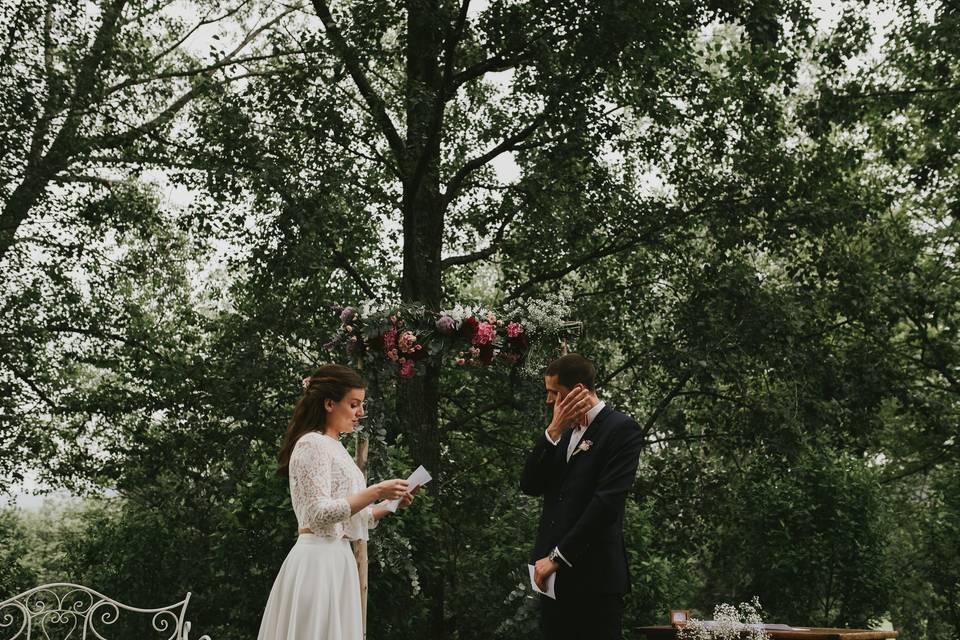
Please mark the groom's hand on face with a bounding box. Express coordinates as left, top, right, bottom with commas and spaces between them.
547, 384, 592, 440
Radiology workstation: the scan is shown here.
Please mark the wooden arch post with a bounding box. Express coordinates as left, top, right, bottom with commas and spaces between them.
354, 434, 370, 638
352, 359, 370, 638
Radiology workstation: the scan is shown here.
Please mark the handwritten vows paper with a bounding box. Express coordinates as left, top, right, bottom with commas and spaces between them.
385, 465, 432, 513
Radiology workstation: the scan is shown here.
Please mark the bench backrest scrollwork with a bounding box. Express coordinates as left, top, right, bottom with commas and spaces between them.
0, 583, 211, 640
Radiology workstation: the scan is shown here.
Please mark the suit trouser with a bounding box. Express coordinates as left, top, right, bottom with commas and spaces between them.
539, 592, 625, 640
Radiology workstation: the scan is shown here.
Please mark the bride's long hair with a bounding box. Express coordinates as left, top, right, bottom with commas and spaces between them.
276, 364, 365, 477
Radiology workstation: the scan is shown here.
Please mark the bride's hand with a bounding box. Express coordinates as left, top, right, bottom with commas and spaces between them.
376, 479, 410, 501
398, 485, 421, 509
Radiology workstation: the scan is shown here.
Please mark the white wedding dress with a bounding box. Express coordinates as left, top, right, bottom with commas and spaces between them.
258, 431, 377, 640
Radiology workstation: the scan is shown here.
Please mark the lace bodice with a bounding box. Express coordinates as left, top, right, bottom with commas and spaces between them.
289, 431, 377, 540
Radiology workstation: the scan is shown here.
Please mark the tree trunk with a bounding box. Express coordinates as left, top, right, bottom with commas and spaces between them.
0, 171, 50, 262
399, 1, 446, 638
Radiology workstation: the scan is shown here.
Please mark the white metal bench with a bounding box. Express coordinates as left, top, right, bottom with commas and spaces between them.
0, 583, 211, 640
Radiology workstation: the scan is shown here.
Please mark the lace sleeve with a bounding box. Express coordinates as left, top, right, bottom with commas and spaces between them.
291, 438, 351, 530
365, 505, 378, 530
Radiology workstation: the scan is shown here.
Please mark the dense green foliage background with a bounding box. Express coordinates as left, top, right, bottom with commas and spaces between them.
1, 0, 958, 639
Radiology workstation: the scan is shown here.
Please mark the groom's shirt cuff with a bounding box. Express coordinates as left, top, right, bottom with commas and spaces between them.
554, 547, 573, 568
544, 429, 560, 445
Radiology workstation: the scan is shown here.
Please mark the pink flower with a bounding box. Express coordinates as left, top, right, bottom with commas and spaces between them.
399, 360, 415, 377
398, 330, 418, 353
387, 349, 399, 362
473, 322, 496, 345
456, 358, 466, 365
506, 322, 524, 338
487, 312, 497, 323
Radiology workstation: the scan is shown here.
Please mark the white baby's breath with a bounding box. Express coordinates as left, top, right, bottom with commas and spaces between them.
679, 597, 770, 640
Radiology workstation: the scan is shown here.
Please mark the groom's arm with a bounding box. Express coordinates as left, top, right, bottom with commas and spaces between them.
555, 421, 643, 564
520, 433, 560, 496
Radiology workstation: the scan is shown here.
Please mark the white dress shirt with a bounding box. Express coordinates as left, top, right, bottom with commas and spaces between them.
545, 399, 606, 461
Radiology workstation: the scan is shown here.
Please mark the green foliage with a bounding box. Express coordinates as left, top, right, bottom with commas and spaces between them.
3, 1, 960, 640
0, 509, 36, 594
717, 444, 893, 627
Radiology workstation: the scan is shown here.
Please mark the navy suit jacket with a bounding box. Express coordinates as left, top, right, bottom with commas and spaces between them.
520, 405, 644, 598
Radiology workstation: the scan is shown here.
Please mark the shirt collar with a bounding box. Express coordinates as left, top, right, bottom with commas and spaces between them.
577, 400, 606, 430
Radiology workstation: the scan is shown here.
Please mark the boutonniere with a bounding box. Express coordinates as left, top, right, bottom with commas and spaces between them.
571, 439, 593, 458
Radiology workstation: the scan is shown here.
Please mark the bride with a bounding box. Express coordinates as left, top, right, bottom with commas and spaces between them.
258, 364, 413, 640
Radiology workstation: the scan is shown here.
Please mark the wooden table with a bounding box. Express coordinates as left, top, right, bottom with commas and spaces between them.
637, 626, 897, 640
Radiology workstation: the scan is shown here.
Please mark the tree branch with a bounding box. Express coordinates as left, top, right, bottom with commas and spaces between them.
85, 79, 209, 150
103, 49, 307, 96
0, 1, 33, 70
26, 0, 60, 167
3, 360, 58, 410
274, 191, 378, 300
129, 0, 254, 63
641, 371, 694, 438
442, 400, 507, 432
443, 111, 547, 206
43, 324, 168, 360
840, 85, 960, 100
440, 213, 510, 270
310, 0, 405, 167
449, 26, 553, 92
503, 233, 648, 305
118, 0, 180, 27
52, 174, 121, 187
84, 5, 293, 152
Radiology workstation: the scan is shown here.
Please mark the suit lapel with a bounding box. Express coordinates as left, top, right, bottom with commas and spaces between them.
563, 405, 613, 476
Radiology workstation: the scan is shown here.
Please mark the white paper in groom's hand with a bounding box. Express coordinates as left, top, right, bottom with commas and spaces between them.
385, 465, 432, 513
527, 564, 556, 599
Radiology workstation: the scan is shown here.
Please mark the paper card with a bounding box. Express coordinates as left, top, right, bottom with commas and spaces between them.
385, 465, 432, 513
527, 564, 556, 599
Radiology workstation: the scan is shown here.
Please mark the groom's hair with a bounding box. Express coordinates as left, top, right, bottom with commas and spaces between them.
545, 354, 597, 391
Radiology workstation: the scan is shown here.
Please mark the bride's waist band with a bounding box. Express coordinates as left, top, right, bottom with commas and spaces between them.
296, 531, 366, 545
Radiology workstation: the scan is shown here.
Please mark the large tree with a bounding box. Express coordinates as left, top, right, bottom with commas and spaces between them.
7, 2, 960, 639
170, 1, 834, 634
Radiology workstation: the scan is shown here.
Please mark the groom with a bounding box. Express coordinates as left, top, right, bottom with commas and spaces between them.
520, 353, 645, 640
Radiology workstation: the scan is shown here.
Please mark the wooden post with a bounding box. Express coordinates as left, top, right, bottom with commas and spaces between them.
354, 434, 369, 638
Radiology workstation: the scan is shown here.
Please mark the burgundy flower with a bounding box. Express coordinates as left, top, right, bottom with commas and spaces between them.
460, 316, 479, 339
383, 328, 397, 351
